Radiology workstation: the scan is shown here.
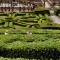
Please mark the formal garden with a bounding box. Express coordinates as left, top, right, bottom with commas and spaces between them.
0, 6, 60, 60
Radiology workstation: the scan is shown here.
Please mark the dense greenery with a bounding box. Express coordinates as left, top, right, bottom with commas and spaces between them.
38, 2, 43, 7
34, 7, 50, 15
0, 11, 60, 29
0, 32, 60, 59
0, 7, 60, 60
0, 28, 60, 34
54, 7, 60, 16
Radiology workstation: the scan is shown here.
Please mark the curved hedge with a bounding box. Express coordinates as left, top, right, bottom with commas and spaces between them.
0, 41, 60, 59
0, 34, 60, 59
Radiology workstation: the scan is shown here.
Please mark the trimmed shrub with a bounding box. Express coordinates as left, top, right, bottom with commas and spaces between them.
0, 13, 8, 16
54, 7, 60, 15
0, 39, 60, 59
9, 22, 13, 28
38, 14, 43, 18
4, 22, 8, 27
15, 13, 26, 16
34, 7, 50, 15
26, 25, 30, 28
44, 14, 49, 20
58, 14, 60, 17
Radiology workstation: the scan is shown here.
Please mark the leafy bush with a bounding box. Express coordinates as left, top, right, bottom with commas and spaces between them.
0, 39, 60, 59
34, 7, 50, 15
38, 14, 43, 18
9, 22, 13, 28
44, 14, 49, 20
4, 22, 8, 27
54, 7, 60, 15
38, 2, 43, 7
0, 13, 8, 16
0, 57, 26, 60
58, 14, 60, 17
15, 13, 26, 16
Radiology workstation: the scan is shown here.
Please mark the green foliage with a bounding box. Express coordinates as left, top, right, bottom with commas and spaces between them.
9, 22, 13, 28
58, 14, 60, 17
0, 57, 25, 60
44, 14, 49, 20
34, 7, 50, 15
54, 7, 60, 15
15, 13, 26, 16
0, 34, 60, 59
0, 29, 60, 59
0, 11, 60, 60
0, 13, 8, 16
38, 14, 43, 18
26, 25, 30, 28
0, 11, 60, 29
4, 22, 8, 27
38, 2, 43, 7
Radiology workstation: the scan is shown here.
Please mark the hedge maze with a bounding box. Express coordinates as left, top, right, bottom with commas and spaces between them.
0, 7, 60, 29
0, 7, 60, 60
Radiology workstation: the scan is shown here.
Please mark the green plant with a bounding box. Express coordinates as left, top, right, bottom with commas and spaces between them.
9, 22, 13, 28
38, 2, 43, 7
34, 7, 50, 15
58, 14, 60, 17
54, 7, 60, 15
4, 22, 8, 27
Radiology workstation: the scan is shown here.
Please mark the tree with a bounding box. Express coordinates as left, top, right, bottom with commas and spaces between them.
44, 0, 45, 7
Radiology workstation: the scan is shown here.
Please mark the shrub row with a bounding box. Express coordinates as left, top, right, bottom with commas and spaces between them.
34, 7, 50, 15
58, 14, 60, 17
0, 33, 60, 45
0, 29, 60, 34
54, 7, 60, 15
0, 40, 60, 59
4, 22, 13, 28
0, 57, 26, 60
0, 11, 60, 29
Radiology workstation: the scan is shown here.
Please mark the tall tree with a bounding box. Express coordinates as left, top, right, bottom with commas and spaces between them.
44, 0, 45, 7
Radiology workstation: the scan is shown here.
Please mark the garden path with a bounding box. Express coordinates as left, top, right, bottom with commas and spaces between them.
45, 1, 60, 24
50, 9, 60, 24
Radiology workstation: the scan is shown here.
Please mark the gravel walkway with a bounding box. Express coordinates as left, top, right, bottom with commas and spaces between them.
45, 1, 60, 24
50, 10, 60, 24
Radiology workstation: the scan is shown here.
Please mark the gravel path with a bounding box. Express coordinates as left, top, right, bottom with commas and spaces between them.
50, 10, 60, 24
50, 15, 60, 24
45, 1, 60, 24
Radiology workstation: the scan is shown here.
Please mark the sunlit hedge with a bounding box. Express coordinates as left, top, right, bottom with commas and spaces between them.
34, 7, 50, 15
54, 7, 60, 15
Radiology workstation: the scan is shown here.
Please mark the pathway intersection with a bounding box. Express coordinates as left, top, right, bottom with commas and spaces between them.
45, 1, 60, 24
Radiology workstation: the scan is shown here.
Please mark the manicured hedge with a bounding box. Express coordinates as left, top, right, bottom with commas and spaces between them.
0, 11, 60, 29
9, 22, 13, 28
0, 28, 60, 34
0, 57, 26, 60
0, 36, 60, 59
0, 29, 60, 59
4, 22, 8, 27
58, 14, 60, 17
34, 7, 50, 15
54, 7, 60, 15
15, 13, 26, 16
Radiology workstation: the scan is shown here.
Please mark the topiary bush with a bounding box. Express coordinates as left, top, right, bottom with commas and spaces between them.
54, 7, 60, 16
34, 7, 50, 15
